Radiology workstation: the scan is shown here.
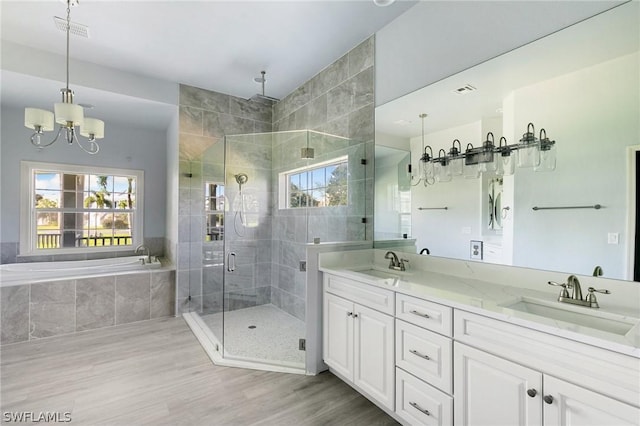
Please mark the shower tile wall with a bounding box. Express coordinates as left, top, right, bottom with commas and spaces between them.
270, 36, 375, 320
178, 85, 273, 315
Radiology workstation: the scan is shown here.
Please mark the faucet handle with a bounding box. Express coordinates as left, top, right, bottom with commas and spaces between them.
548, 281, 570, 299
400, 258, 409, 271
586, 287, 610, 308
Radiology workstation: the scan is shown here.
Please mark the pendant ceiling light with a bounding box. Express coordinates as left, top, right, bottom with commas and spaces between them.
24, 0, 104, 154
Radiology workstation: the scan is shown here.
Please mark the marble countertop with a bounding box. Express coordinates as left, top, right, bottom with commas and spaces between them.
319, 262, 640, 358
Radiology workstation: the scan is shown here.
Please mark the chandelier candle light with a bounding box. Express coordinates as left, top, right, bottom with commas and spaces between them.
419, 122, 556, 185
24, 0, 104, 154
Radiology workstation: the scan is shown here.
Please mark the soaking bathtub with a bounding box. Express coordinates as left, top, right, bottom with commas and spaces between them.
0, 255, 162, 287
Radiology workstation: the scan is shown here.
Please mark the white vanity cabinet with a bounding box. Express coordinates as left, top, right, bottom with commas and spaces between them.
323, 275, 395, 411
321, 269, 640, 425
454, 310, 640, 426
454, 341, 543, 425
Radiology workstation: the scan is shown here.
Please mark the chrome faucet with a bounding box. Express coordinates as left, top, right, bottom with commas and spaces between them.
135, 244, 151, 264
384, 251, 409, 271
592, 265, 603, 277
548, 274, 610, 308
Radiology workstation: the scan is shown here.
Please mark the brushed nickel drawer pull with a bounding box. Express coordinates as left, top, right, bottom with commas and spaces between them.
409, 401, 430, 416
409, 349, 430, 360
410, 309, 430, 319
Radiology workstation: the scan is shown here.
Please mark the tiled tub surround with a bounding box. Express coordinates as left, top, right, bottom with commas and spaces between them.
0, 268, 175, 345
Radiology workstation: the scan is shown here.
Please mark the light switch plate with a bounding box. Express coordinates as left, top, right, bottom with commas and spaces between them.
607, 232, 619, 244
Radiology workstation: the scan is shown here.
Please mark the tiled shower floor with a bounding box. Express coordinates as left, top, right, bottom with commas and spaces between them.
199, 304, 306, 368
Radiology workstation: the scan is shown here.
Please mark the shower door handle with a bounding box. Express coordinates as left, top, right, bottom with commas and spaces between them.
227, 252, 237, 272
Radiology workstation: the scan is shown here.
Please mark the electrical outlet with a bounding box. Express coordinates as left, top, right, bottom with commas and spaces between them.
470, 240, 483, 260
607, 232, 619, 245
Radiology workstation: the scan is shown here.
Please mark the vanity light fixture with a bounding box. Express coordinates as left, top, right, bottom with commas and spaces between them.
448, 139, 464, 176
496, 137, 515, 176
419, 122, 556, 184
23, 0, 104, 155
417, 113, 434, 186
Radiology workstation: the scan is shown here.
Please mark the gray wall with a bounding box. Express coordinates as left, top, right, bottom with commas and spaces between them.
0, 105, 172, 263
271, 36, 375, 320
174, 36, 375, 322
177, 85, 273, 316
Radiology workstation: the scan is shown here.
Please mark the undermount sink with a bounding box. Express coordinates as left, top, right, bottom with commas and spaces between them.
348, 267, 406, 286
355, 268, 401, 280
501, 297, 639, 336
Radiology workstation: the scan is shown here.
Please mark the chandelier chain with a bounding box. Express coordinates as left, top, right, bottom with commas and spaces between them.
66, 2, 71, 91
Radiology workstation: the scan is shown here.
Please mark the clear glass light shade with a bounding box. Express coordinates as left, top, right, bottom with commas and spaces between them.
80, 118, 105, 139
24, 108, 54, 131
434, 162, 452, 182
534, 144, 556, 172
463, 163, 480, 179
54, 102, 84, 126
479, 158, 497, 173
421, 160, 434, 181
495, 154, 515, 176
517, 144, 540, 168
449, 157, 464, 176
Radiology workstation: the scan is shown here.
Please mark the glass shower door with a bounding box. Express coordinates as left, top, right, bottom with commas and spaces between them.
222, 132, 306, 369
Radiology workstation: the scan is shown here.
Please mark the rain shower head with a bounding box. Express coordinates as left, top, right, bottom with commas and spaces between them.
250, 70, 280, 103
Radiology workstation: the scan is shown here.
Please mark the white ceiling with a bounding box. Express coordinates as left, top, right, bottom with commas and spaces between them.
0, 0, 416, 101
0, 0, 634, 134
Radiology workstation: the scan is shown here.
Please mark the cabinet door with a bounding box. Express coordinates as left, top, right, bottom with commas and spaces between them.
454, 342, 542, 426
543, 375, 640, 426
323, 293, 354, 380
354, 303, 395, 411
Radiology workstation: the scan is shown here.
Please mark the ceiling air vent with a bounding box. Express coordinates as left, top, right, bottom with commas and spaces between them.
452, 84, 477, 95
53, 16, 90, 38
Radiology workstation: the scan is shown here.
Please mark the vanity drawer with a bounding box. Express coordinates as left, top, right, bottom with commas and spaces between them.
396, 293, 452, 337
324, 274, 395, 315
396, 367, 453, 426
396, 319, 452, 394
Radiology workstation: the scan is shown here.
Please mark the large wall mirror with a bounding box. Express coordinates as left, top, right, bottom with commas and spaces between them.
374, 2, 639, 281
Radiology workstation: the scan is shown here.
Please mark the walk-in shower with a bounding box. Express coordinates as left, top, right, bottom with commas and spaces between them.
182, 130, 371, 373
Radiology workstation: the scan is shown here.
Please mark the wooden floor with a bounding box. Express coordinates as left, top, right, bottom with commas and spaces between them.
0, 317, 398, 426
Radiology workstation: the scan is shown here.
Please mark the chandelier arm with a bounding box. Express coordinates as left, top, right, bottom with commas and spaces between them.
74, 131, 100, 155
31, 126, 64, 149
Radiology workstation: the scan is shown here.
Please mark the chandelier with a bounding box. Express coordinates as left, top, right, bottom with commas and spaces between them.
23, 0, 104, 155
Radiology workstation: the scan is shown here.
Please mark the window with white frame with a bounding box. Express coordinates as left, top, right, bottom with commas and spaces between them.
280, 156, 348, 209
20, 161, 144, 255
